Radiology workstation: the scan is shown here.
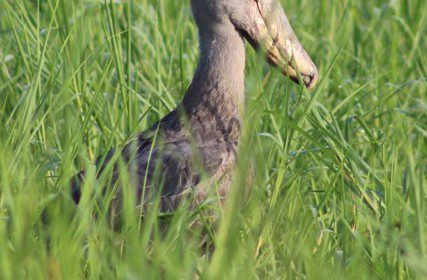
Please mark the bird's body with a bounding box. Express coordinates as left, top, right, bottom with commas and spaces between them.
104, 104, 240, 212
72, 0, 318, 212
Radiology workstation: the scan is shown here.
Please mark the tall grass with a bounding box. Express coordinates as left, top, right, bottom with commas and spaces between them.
0, 0, 426, 278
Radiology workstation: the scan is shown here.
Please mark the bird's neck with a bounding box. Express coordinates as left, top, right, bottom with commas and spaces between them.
183, 25, 246, 120
182, 24, 246, 143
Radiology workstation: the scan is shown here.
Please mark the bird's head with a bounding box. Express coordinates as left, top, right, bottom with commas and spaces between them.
191, 0, 318, 89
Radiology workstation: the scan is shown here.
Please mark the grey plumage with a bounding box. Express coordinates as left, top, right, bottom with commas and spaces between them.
71, 0, 317, 212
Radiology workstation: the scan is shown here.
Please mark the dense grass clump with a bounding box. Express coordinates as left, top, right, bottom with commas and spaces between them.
0, 0, 426, 278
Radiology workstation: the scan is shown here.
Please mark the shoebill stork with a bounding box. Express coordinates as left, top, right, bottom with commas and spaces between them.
71, 0, 318, 213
